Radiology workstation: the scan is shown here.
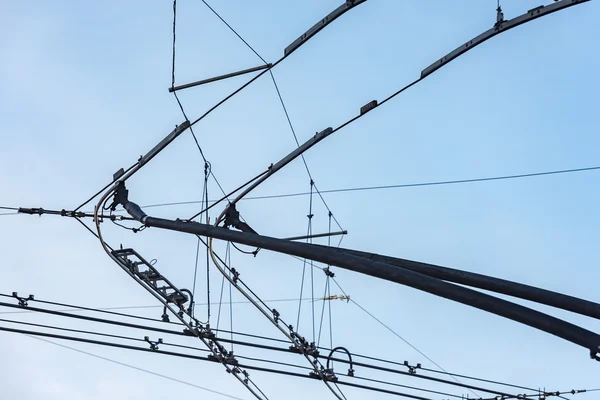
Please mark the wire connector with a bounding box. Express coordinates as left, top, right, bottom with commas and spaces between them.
144, 336, 163, 351
12, 292, 34, 307
404, 360, 421, 375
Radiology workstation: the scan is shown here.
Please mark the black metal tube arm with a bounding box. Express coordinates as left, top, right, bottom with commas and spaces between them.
323, 247, 600, 321
141, 216, 600, 358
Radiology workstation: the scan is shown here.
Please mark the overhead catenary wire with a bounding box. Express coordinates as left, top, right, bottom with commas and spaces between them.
0, 299, 562, 398
25, 335, 246, 400
19, 325, 600, 400
0, 325, 452, 400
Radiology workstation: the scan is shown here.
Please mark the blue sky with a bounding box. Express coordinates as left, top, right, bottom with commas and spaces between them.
1, 1, 599, 399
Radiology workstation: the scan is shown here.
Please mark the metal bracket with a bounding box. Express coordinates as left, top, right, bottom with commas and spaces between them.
12, 292, 34, 307
404, 360, 421, 375
144, 336, 163, 351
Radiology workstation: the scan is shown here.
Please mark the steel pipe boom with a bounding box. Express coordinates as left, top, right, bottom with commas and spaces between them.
284, 0, 367, 56
168, 64, 273, 93
334, 247, 600, 321
420, 0, 590, 79
138, 215, 600, 359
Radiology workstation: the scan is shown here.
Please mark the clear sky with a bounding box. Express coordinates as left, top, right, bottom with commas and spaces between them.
1, 1, 599, 399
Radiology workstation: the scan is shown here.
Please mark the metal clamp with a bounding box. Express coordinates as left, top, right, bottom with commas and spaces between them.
404, 360, 421, 375
12, 292, 34, 307
144, 336, 163, 351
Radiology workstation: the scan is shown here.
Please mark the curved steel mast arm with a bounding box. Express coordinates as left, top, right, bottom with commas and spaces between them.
421, 0, 590, 79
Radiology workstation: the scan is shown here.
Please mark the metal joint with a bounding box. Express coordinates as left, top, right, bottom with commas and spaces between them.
404, 360, 421, 374
144, 336, 163, 351
12, 292, 34, 307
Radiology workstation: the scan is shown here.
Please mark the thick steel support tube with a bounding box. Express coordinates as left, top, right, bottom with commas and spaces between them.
143, 216, 600, 357
326, 247, 600, 321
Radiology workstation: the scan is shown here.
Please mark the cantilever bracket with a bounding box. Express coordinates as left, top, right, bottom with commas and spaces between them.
404, 360, 422, 375
144, 336, 163, 351
12, 292, 34, 307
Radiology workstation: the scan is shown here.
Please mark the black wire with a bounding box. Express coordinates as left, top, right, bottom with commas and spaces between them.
5, 325, 460, 400
200, 0, 268, 65
0, 206, 18, 211
0, 318, 146, 344
0, 300, 184, 336
230, 242, 257, 255
28, 335, 245, 400
0, 212, 18, 216
0, 292, 299, 346
236, 354, 312, 372
0, 300, 530, 397
346, 373, 465, 400
4, 317, 210, 357
171, 0, 177, 88
170, 1, 228, 201
0, 292, 181, 325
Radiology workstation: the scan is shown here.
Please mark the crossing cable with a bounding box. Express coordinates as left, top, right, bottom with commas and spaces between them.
27, 335, 245, 400
0, 317, 212, 355
0, 300, 538, 398
200, 0, 345, 232
189, 0, 346, 234
141, 165, 600, 209
170, 0, 228, 200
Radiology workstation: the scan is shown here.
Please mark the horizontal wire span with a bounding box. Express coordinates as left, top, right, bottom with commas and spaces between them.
141, 165, 600, 209
0, 299, 528, 397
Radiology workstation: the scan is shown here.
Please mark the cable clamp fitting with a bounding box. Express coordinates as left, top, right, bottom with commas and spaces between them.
144, 336, 163, 351
404, 360, 421, 375
12, 292, 34, 307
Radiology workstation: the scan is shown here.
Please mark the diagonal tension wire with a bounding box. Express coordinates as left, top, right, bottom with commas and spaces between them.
331, 276, 479, 398
199, 0, 268, 65
0, 298, 547, 398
